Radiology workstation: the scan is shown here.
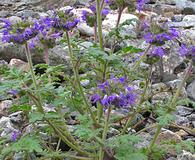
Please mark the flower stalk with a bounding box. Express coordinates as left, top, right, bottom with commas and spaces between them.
65, 31, 98, 126
96, 0, 104, 50
147, 61, 193, 154
99, 106, 112, 160
24, 43, 44, 113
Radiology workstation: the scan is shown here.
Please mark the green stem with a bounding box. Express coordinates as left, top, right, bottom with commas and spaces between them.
65, 31, 98, 126
99, 106, 111, 160
96, 0, 103, 50
147, 125, 162, 153
131, 44, 152, 72
94, 23, 97, 43
24, 43, 44, 113
147, 62, 193, 154
47, 120, 92, 157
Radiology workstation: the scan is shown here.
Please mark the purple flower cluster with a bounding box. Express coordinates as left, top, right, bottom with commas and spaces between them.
144, 28, 179, 46
0, 8, 79, 47
151, 46, 165, 57
10, 131, 21, 141
179, 44, 195, 60
137, 0, 148, 11
91, 77, 137, 108
81, 4, 109, 27
1, 19, 39, 44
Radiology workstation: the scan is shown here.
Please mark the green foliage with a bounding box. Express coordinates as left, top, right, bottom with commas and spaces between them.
0, 135, 43, 159
176, 98, 195, 108
155, 107, 176, 126
74, 115, 102, 141
107, 135, 147, 160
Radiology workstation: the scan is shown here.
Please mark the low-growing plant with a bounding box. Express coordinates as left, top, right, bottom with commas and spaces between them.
0, 0, 194, 159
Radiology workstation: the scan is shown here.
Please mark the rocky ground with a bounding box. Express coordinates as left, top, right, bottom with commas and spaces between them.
0, 0, 195, 160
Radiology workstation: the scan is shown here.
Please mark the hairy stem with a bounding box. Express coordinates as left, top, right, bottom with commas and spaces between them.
24, 43, 44, 113
96, 0, 103, 50
65, 31, 98, 126
147, 62, 193, 154
131, 44, 152, 72
99, 106, 112, 160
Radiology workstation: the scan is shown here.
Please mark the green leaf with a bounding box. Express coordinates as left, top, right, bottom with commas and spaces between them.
121, 46, 143, 54
157, 113, 175, 126
10, 105, 31, 112
1, 135, 43, 157
29, 112, 44, 123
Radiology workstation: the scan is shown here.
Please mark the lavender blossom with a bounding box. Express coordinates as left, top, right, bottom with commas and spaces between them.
91, 77, 137, 109
10, 131, 20, 141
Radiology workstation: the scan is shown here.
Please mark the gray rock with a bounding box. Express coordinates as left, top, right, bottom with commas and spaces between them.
175, 115, 191, 127
135, 132, 153, 149
172, 14, 184, 22
0, 10, 10, 17
183, 15, 195, 22
0, 100, 13, 111
167, 21, 195, 28
176, 106, 194, 116
80, 79, 90, 87
177, 150, 195, 160
8, 16, 22, 24
0, 116, 16, 136
187, 80, 195, 101
187, 114, 195, 121
9, 111, 23, 124
192, 121, 195, 128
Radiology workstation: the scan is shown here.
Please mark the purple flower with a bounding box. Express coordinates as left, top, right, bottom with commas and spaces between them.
137, 0, 147, 11
144, 32, 153, 43
63, 18, 80, 31
179, 44, 189, 56
82, 10, 88, 21
95, 77, 137, 108
169, 28, 179, 38
7, 89, 18, 96
102, 8, 109, 16
89, 5, 96, 13
152, 47, 165, 57
98, 81, 110, 90
119, 77, 126, 83
91, 94, 101, 103
0, 18, 12, 30
10, 131, 20, 141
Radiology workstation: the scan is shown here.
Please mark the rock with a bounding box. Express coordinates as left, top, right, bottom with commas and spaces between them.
167, 21, 195, 28
0, 116, 16, 136
8, 16, 22, 24
156, 129, 182, 144
183, 15, 195, 22
176, 0, 195, 15
9, 111, 23, 124
0, 100, 13, 111
166, 79, 187, 98
176, 106, 194, 116
192, 121, 195, 127
175, 129, 189, 137
0, 10, 10, 17
177, 150, 195, 160
187, 80, 195, 101
48, 44, 70, 66
175, 115, 191, 127
187, 114, 195, 121
172, 14, 184, 22
135, 132, 153, 149
80, 79, 90, 87
9, 58, 29, 71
